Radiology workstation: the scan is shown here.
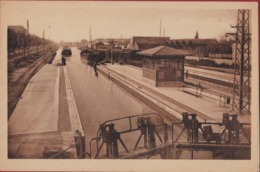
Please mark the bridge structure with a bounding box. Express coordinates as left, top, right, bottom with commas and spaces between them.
57, 113, 250, 160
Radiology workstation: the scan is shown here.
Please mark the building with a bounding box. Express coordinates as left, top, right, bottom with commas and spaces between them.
137, 45, 191, 87
93, 38, 131, 49
128, 36, 170, 50
165, 32, 233, 60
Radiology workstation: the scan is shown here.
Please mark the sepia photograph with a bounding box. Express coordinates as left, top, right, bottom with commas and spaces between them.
0, 0, 259, 171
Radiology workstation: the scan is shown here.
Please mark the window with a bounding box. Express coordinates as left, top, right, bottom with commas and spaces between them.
156, 58, 166, 69
176, 59, 183, 70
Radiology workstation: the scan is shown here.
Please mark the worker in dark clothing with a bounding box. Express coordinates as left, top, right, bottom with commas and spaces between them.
186, 70, 189, 79
93, 62, 98, 76
61, 56, 66, 66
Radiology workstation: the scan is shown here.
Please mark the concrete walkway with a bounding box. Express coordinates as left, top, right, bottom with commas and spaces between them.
100, 63, 250, 123
8, 48, 83, 158
8, 64, 59, 135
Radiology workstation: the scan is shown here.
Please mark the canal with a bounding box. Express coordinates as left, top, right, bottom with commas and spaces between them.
64, 47, 229, 159
65, 47, 162, 157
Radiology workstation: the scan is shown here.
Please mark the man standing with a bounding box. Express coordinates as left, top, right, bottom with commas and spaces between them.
61, 56, 66, 66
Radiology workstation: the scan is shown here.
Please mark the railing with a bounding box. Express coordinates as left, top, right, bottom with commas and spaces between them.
88, 113, 168, 159
171, 112, 251, 144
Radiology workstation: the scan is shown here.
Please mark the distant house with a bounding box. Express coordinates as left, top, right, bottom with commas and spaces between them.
115, 39, 130, 49
128, 36, 170, 50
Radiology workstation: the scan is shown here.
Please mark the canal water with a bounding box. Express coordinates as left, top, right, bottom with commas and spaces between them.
65, 48, 167, 157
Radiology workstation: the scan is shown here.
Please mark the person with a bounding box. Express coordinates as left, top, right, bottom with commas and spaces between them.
61, 56, 66, 66
186, 70, 189, 79
93, 62, 98, 76
197, 82, 202, 96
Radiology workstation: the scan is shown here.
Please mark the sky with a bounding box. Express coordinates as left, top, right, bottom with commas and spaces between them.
2, 1, 239, 43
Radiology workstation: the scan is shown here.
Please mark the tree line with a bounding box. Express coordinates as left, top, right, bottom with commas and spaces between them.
8, 27, 52, 56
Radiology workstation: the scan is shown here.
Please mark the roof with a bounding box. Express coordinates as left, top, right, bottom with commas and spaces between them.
170, 39, 218, 45
8, 26, 27, 34
133, 36, 170, 44
132, 36, 170, 50
136, 43, 163, 50
137, 46, 191, 57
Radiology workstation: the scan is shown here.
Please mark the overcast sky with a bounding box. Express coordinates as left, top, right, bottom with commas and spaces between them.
2, 1, 238, 42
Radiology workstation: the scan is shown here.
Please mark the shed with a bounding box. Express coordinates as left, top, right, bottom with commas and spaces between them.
137, 46, 191, 87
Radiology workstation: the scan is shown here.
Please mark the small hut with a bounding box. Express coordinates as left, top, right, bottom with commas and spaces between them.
137, 45, 191, 87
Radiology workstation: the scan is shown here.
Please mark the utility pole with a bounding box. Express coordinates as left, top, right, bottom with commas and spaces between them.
159, 19, 162, 37
43, 29, 45, 52
89, 25, 92, 48
227, 9, 251, 113
27, 20, 30, 55
37, 31, 39, 53
110, 39, 114, 64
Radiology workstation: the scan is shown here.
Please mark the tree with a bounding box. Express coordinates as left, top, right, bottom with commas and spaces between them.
8, 28, 18, 54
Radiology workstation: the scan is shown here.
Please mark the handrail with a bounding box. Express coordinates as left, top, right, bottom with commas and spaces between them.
96, 113, 165, 138
88, 113, 168, 159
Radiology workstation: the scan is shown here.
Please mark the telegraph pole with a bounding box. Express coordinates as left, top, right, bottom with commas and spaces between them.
43, 29, 45, 52
89, 25, 92, 48
27, 20, 29, 55
159, 19, 162, 37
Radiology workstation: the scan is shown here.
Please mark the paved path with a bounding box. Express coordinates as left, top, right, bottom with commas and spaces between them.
102, 63, 250, 123
8, 64, 59, 135
8, 48, 83, 158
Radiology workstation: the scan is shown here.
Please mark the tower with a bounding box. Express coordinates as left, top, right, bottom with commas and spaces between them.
228, 9, 251, 113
